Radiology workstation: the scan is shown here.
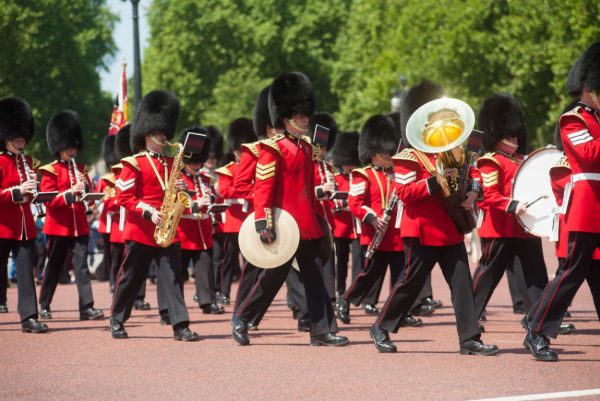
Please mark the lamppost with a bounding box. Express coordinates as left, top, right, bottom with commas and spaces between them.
121, 0, 142, 108
390, 74, 408, 112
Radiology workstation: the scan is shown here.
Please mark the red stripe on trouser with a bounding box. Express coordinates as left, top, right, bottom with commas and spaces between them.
472, 239, 493, 291
376, 238, 412, 325
233, 262, 248, 310
220, 238, 229, 293
235, 270, 263, 319
535, 239, 576, 333
343, 254, 373, 301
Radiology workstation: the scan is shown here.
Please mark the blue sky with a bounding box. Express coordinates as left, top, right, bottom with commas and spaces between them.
99, 0, 150, 94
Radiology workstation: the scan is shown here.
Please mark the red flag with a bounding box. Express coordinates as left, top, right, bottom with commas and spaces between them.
108, 62, 129, 135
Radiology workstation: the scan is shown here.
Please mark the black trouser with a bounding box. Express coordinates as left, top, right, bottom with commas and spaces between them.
506, 255, 529, 310
528, 232, 600, 338
472, 238, 549, 318
284, 266, 309, 320
39, 236, 94, 311
34, 237, 47, 281
334, 238, 361, 296
376, 238, 480, 343
110, 242, 124, 289
235, 239, 337, 336
181, 248, 216, 306
322, 251, 336, 301
219, 233, 240, 298
111, 241, 189, 328
587, 260, 600, 321
212, 232, 226, 292
345, 250, 404, 307
234, 262, 262, 313
94, 233, 111, 281
0, 239, 37, 321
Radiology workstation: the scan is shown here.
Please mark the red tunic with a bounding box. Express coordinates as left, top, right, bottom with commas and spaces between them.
40, 159, 91, 237
348, 165, 402, 251
177, 170, 213, 251
109, 163, 124, 244
549, 156, 600, 260
235, 142, 260, 202
216, 161, 250, 233
332, 172, 357, 239
96, 173, 117, 234
476, 152, 532, 239
0, 151, 37, 241
392, 148, 470, 246
253, 133, 323, 240
560, 104, 600, 233
115, 151, 178, 247
313, 161, 335, 229
203, 167, 224, 235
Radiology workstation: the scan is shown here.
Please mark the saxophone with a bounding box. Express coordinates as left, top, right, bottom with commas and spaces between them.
153, 143, 193, 248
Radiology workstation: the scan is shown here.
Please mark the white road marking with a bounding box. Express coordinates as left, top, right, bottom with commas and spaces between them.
467, 388, 600, 401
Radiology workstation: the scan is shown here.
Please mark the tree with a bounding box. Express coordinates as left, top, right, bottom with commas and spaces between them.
0, 0, 117, 163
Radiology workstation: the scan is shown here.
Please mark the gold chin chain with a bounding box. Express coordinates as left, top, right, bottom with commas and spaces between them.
287, 118, 307, 134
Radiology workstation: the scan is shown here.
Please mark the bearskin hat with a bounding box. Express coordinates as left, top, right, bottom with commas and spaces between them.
0, 97, 35, 151
178, 125, 210, 164
253, 85, 271, 139
309, 112, 338, 150
114, 124, 134, 160
478, 93, 527, 153
227, 118, 257, 153
358, 114, 397, 165
268, 72, 315, 130
101, 135, 118, 168
331, 131, 360, 168
579, 41, 600, 92
131, 90, 180, 152
566, 55, 583, 98
399, 80, 444, 148
205, 125, 224, 161
46, 110, 84, 157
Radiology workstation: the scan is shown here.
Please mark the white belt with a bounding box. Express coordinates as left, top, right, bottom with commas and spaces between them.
560, 172, 600, 214
226, 198, 249, 212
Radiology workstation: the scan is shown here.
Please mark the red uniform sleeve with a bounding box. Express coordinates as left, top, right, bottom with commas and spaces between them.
549, 167, 571, 206
477, 159, 516, 213
234, 150, 257, 201
216, 167, 235, 199
393, 159, 440, 204
116, 160, 151, 219
0, 166, 17, 204
348, 172, 376, 224
561, 115, 600, 164
253, 146, 279, 230
40, 170, 71, 208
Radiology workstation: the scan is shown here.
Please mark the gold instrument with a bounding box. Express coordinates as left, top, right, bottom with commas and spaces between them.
19, 149, 46, 218
405, 98, 477, 233
153, 142, 193, 248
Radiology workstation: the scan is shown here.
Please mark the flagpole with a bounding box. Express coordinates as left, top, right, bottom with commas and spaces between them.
122, 0, 143, 109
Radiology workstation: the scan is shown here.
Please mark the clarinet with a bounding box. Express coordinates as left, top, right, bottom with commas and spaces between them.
70, 158, 93, 215
196, 173, 218, 226
364, 191, 399, 261
19, 149, 46, 218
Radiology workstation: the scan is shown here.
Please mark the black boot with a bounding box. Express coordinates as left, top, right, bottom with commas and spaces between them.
370, 324, 396, 353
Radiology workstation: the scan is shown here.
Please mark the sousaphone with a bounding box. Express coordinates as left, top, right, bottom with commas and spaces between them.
239, 208, 300, 269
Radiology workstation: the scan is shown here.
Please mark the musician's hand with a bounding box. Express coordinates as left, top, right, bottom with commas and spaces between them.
27, 170, 37, 181
321, 182, 335, 194
72, 182, 85, 196
443, 168, 458, 179
175, 179, 187, 191
19, 180, 37, 195
515, 202, 527, 215
258, 228, 276, 244
76, 172, 87, 184
198, 195, 211, 207
460, 191, 478, 210
375, 217, 388, 232
151, 211, 165, 226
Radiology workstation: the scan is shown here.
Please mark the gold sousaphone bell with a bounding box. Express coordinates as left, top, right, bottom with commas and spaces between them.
239, 208, 300, 269
405, 98, 477, 233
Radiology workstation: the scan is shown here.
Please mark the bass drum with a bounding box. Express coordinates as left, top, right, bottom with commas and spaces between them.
511, 146, 562, 238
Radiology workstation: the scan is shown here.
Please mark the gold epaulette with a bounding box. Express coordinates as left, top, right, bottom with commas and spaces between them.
392, 148, 419, 164
84, 165, 92, 174
551, 155, 571, 170
311, 143, 320, 161
261, 134, 284, 156
560, 105, 585, 123
352, 166, 370, 179
241, 142, 260, 158
111, 162, 123, 173
301, 135, 313, 144
477, 152, 501, 168
215, 162, 234, 177
121, 155, 140, 171
101, 172, 115, 184
39, 162, 57, 175
32, 157, 40, 169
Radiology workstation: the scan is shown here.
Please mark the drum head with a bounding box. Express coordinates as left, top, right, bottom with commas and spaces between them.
239, 208, 300, 269
512, 146, 562, 237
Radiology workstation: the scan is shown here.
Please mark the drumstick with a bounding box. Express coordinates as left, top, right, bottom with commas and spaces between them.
525, 194, 548, 208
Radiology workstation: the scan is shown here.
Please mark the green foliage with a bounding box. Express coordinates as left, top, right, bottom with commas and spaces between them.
0, 0, 116, 164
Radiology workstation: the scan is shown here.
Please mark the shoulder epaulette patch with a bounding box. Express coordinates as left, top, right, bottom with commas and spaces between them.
301, 135, 312, 144
261, 134, 284, 155
39, 163, 57, 175
477, 152, 501, 168
552, 155, 571, 170
215, 163, 234, 176
101, 173, 115, 184
122, 156, 140, 171
392, 148, 418, 163
352, 167, 369, 179
32, 157, 41, 169
560, 106, 585, 123
242, 142, 260, 158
